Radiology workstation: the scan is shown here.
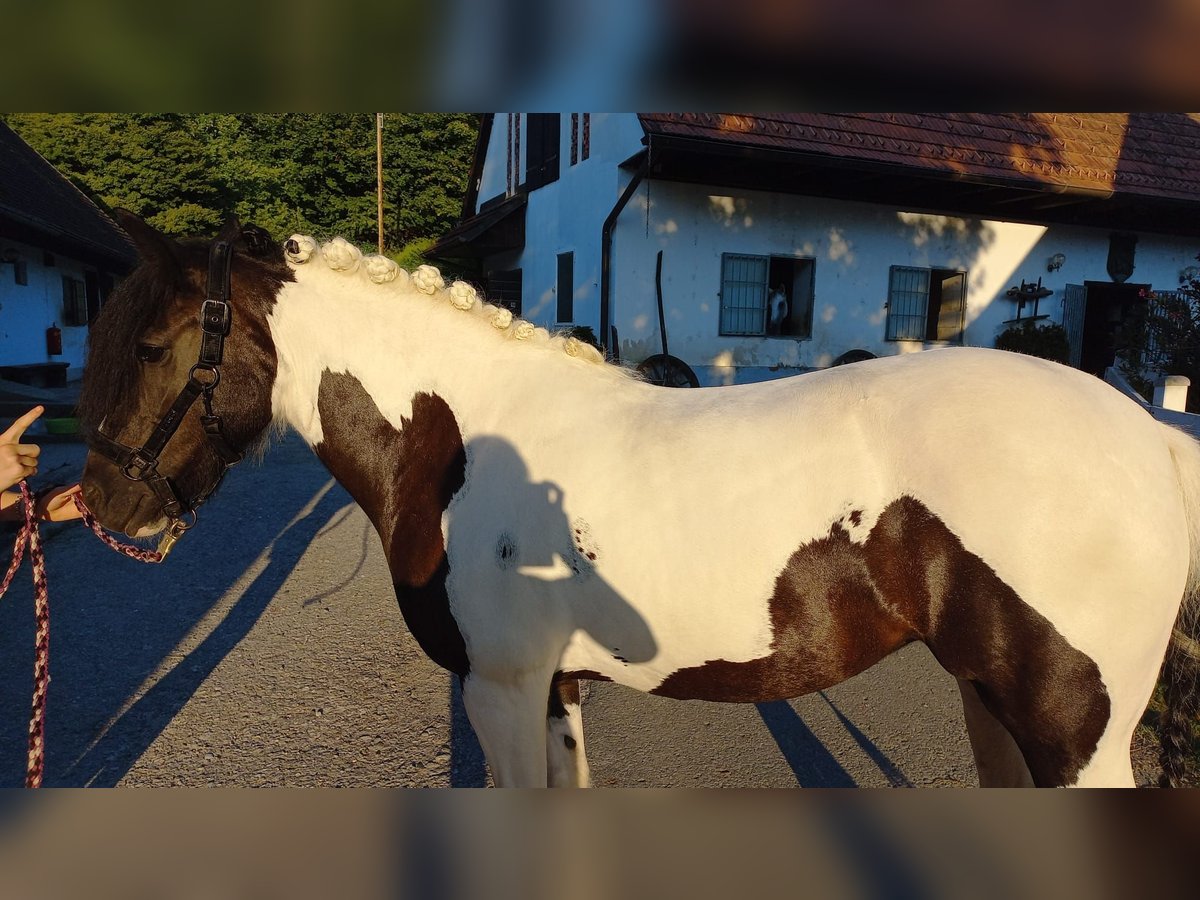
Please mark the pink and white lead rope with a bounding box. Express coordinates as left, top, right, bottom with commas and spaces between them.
0, 484, 163, 788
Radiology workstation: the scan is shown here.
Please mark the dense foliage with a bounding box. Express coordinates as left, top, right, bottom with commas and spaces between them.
994, 319, 1071, 364
1115, 265, 1200, 412
3, 113, 478, 253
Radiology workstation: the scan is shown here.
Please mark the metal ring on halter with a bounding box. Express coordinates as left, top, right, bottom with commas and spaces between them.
121, 448, 157, 481
171, 508, 198, 532
189, 363, 220, 390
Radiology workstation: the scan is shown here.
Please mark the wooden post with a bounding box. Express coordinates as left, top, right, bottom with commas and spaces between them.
376, 113, 385, 254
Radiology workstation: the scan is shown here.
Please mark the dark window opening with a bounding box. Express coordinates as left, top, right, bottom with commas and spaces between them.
766, 257, 815, 338
570, 113, 579, 166
85, 270, 102, 323
557, 252, 574, 323
14, 260, 28, 285
582, 113, 590, 160
886, 265, 966, 342
62, 276, 88, 326
524, 114, 560, 190
486, 269, 522, 316
43, 252, 55, 267
720, 253, 814, 338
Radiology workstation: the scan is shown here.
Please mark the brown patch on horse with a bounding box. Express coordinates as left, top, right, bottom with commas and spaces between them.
548, 674, 582, 719
315, 371, 469, 676
651, 495, 1110, 787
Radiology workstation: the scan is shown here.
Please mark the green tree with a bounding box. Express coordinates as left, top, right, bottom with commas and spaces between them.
4, 113, 478, 248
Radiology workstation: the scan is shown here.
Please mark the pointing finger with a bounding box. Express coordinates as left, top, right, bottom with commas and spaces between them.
0, 407, 44, 443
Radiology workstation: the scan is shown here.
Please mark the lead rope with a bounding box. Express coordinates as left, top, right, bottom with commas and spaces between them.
0, 481, 51, 787
1, 486, 164, 788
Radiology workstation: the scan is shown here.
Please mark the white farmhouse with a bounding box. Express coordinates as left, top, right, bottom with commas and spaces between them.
0, 122, 133, 385
430, 113, 1200, 387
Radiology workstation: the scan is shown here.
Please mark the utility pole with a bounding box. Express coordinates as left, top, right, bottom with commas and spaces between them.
376, 113, 385, 254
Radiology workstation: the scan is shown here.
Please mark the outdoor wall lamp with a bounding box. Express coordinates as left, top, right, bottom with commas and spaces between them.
1181, 265, 1200, 284
1047, 253, 1066, 272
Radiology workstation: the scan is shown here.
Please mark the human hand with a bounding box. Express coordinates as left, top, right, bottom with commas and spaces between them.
36, 484, 83, 522
0, 406, 43, 491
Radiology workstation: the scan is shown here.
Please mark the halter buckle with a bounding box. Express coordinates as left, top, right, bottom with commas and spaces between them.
121, 449, 157, 481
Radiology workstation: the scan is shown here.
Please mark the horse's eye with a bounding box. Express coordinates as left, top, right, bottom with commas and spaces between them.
136, 344, 167, 363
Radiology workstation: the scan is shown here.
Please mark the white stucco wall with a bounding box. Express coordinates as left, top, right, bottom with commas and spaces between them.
473, 114, 1200, 387
610, 181, 1200, 385
0, 237, 93, 378
477, 113, 646, 336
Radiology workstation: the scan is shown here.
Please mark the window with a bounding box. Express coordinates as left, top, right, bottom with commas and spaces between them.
14, 261, 28, 285
570, 113, 590, 165
557, 252, 574, 323
85, 271, 102, 322
719, 253, 815, 338
885, 266, 967, 342
62, 276, 87, 326
486, 269, 522, 315
524, 114, 560, 190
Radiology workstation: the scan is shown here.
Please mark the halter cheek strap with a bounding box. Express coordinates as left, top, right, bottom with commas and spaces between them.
88, 239, 244, 554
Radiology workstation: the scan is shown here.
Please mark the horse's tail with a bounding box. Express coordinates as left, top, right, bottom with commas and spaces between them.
1159, 423, 1200, 787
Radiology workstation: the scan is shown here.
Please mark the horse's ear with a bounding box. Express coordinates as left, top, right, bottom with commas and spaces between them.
216, 217, 281, 263
115, 209, 183, 278
239, 223, 281, 261
216, 215, 242, 244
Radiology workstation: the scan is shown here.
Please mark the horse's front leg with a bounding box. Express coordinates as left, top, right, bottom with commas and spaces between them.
547, 676, 590, 788
462, 667, 556, 787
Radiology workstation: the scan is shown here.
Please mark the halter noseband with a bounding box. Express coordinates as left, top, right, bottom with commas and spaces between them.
90, 240, 244, 555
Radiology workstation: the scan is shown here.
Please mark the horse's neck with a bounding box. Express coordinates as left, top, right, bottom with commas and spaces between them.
269, 277, 483, 440
266, 273, 632, 492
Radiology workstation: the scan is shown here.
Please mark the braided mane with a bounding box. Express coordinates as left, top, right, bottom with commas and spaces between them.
286, 235, 622, 373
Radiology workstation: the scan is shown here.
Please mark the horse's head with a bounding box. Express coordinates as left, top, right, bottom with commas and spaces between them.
79, 213, 290, 539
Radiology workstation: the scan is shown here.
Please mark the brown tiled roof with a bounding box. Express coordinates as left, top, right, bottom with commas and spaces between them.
639, 113, 1200, 204
0, 121, 134, 268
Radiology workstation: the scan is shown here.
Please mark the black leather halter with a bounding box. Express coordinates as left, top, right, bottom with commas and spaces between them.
89, 240, 244, 553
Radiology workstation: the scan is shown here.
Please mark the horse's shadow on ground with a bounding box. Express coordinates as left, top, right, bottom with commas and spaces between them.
0, 435, 347, 787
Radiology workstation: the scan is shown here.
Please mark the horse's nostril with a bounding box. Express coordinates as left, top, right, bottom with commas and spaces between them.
285, 238, 299, 254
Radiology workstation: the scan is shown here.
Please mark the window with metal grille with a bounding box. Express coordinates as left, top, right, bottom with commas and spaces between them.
719, 253, 815, 338
885, 266, 967, 342
486, 269, 522, 315
62, 276, 88, 326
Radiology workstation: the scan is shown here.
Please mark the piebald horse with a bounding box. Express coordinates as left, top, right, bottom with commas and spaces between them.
79, 216, 1200, 787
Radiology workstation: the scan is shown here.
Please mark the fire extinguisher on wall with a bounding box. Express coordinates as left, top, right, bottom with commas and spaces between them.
46, 323, 62, 356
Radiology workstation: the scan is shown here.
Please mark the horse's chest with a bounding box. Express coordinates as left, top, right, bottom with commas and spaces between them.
315, 371, 470, 675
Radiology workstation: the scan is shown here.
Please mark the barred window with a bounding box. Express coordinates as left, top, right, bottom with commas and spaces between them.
485, 269, 522, 315
885, 266, 966, 342
62, 276, 88, 326
719, 253, 814, 338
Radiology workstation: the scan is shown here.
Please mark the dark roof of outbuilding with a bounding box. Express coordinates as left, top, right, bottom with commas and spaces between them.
0, 121, 135, 269
639, 113, 1200, 204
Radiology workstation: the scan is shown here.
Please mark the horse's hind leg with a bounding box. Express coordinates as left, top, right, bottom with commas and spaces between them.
956, 678, 1034, 787
547, 676, 591, 788
462, 669, 554, 787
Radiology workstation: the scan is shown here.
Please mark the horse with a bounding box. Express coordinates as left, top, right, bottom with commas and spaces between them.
767, 284, 789, 335
77, 214, 1200, 788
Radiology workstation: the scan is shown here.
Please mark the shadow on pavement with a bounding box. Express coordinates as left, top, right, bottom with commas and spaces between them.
0, 435, 348, 787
